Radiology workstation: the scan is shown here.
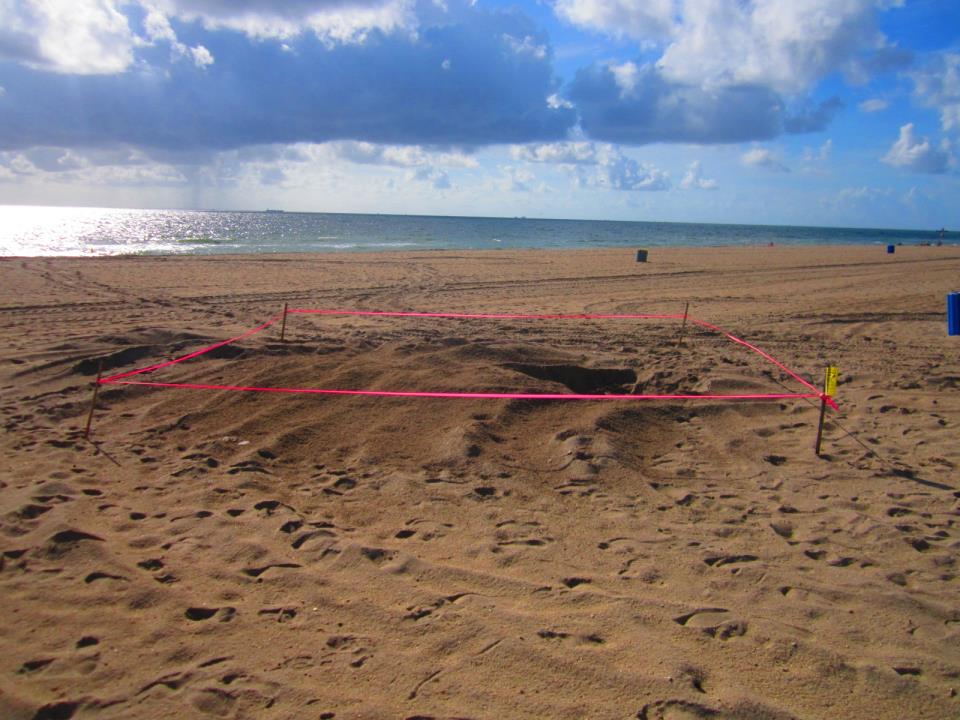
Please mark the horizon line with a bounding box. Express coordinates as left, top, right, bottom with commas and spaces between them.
0, 203, 949, 235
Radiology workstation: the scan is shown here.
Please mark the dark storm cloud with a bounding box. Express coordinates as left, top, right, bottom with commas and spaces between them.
784, 97, 844, 134
566, 62, 840, 145
0, 8, 573, 151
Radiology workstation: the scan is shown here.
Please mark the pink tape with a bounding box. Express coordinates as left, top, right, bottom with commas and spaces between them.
690, 318, 820, 394
106, 379, 820, 402
100, 307, 831, 406
102, 313, 284, 383
290, 309, 685, 320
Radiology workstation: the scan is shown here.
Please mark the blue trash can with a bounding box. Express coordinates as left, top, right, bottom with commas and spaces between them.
636, 249, 648, 262
887, 244, 895, 254
949, 292, 960, 336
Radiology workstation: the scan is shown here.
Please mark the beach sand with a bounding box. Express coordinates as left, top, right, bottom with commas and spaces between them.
1, 246, 959, 719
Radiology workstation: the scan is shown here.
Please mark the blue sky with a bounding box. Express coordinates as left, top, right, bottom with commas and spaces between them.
0, 0, 958, 228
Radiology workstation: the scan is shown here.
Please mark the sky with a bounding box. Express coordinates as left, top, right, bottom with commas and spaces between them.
0, 0, 958, 228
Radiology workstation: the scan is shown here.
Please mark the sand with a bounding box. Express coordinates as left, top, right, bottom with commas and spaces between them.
1, 246, 958, 720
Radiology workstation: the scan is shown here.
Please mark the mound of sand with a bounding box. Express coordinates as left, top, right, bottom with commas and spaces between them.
1, 247, 958, 719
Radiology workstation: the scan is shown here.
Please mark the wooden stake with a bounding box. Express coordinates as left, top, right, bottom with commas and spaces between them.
84, 360, 103, 441
814, 395, 827, 456
280, 302, 288, 342
815, 365, 837, 456
676, 301, 690, 347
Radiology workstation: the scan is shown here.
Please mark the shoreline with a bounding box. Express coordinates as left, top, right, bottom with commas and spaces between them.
4, 239, 960, 260
4, 240, 960, 262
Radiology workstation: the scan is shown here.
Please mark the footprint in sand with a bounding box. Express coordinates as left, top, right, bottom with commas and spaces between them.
138, 670, 192, 694
637, 699, 722, 719
280, 519, 303, 533
360, 547, 395, 564
673, 608, 747, 640
259, 607, 298, 623
770, 521, 794, 539
84, 571, 126, 584
397, 519, 453, 542
324, 634, 371, 668
254, 499, 296, 516
227, 459, 271, 475
290, 524, 338, 551
31, 700, 80, 719
41, 529, 104, 559
702, 554, 758, 567
185, 607, 236, 622
18, 658, 54, 674
242, 562, 302, 578
189, 688, 236, 716
17, 504, 53, 520
493, 520, 552, 547
537, 629, 605, 645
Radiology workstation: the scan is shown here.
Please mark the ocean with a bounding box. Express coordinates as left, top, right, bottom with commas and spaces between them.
0, 205, 950, 256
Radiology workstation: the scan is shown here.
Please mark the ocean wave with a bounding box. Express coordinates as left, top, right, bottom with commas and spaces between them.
176, 237, 223, 245
317, 241, 424, 250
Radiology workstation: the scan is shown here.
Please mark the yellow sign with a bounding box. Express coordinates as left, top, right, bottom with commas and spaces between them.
824, 366, 839, 397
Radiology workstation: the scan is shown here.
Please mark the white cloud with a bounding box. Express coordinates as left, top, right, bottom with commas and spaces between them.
902, 185, 919, 208
910, 52, 960, 133
143, 6, 177, 43
679, 160, 717, 190
741, 147, 789, 172
190, 45, 214, 68
0, 140, 476, 193
511, 139, 670, 191
558, 0, 891, 96
0, 0, 137, 74
143, 6, 214, 67
436, 152, 479, 169
859, 98, 889, 113
498, 165, 537, 192
81, 162, 188, 186
660, 0, 887, 95
554, 0, 675, 43
802, 138, 832, 164
511, 142, 597, 164
0, 145, 187, 186
503, 34, 546, 60
513, 141, 669, 191
819, 184, 899, 220
834, 185, 892, 204
325, 141, 476, 169
148, 0, 417, 45
610, 61, 640, 97
590, 147, 670, 191
546, 93, 573, 110
881, 123, 949, 174
409, 166, 451, 190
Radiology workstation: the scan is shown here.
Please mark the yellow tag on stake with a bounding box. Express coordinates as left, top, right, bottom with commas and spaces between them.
824, 366, 839, 397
